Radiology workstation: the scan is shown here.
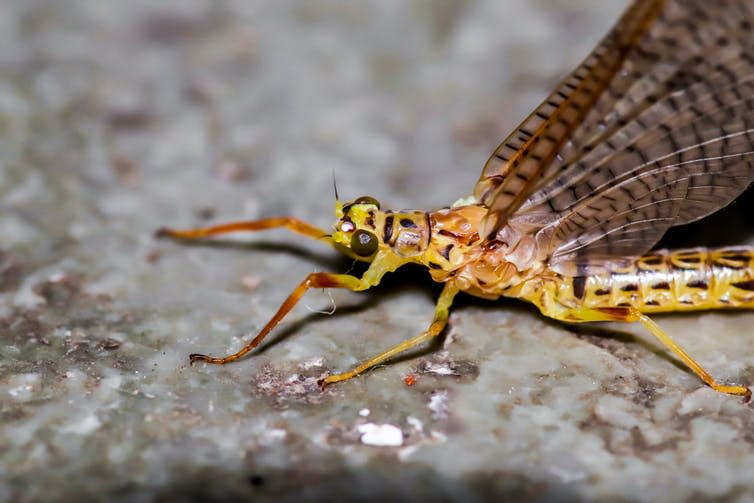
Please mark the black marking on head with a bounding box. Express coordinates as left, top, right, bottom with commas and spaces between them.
595, 288, 611, 296
732, 279, 754, 291
365, 210, 375, 229
399, 218, 416, 228
686, 280, 708, 289
652, 281, 670, 290
383, 214, 394, 244
440, 244, 453, 260
621, 283, 639, 292
428, 262, 442, 270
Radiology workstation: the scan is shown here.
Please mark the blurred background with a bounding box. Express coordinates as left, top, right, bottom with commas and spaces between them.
4, 1, 754, 502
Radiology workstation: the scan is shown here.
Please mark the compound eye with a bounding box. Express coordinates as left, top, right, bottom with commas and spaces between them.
353, 196, 380, 209
350, 229, 378, 257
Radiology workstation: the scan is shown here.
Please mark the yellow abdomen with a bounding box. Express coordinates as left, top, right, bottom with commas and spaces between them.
558, 247, 754, 313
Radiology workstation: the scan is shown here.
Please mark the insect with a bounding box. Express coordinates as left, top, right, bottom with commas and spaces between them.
158, 0, 754, 398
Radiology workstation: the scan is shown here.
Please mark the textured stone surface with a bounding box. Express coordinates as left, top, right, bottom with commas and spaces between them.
3, 1, 754, 502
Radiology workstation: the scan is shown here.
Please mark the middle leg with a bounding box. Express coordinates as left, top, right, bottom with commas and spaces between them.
321, 282, 460, 386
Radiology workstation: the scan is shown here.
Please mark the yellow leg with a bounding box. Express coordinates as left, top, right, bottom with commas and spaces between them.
155, 216, 364, 260
156, 216, 329, 241
321, 283, 459, 386
188, 271, 367, 365
185, 250, 407, 370
566, 307, 751, 399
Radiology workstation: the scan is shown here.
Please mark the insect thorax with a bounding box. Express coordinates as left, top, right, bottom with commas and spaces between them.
333, 198, 542, 298
423, 204, 542, 299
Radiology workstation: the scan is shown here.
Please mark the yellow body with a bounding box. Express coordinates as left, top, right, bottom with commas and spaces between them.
337, 201, 754, 318
539, 248, 754, 314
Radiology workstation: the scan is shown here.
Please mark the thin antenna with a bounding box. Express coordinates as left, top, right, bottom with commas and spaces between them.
332, 170, 339, 201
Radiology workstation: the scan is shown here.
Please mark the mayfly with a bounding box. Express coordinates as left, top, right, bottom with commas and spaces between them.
158, 0, 754, 398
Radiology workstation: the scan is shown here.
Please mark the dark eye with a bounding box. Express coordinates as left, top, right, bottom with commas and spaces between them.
353, 196, 380, 209
351, 229, 378, 257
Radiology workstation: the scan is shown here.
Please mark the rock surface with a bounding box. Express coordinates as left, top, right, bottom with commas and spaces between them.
3, 1, 754, 502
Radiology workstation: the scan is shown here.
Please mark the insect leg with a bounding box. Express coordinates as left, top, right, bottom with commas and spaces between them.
156, 216, 330, 242
321, 282, 459, 386
189, 271, 370, 365
189, 251, 406, 366
567, 307, 751, 398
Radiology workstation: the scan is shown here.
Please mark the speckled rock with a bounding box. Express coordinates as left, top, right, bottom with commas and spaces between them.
3, 1, 754, 502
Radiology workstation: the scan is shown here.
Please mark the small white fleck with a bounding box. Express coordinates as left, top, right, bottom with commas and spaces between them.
300, 356, 325, 370
423, 362, 455, 376
358, 423, 404, 447
398, 444, 420, 461
428, 390, 449, 419
266, 428, 287, 441
240, 275, 262, 291
406, 416, 423, 433
62, 413, 101, 435
358, 408, 370, 417
48, 272, 67, 282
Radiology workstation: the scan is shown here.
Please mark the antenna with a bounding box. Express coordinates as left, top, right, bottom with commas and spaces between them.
332, 170, 340, 201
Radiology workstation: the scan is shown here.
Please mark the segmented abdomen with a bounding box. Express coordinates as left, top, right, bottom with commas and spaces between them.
564, 247, 754, 312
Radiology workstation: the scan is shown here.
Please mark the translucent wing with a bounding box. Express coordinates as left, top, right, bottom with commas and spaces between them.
475, 0, 665, 236
476, 0, 754, 274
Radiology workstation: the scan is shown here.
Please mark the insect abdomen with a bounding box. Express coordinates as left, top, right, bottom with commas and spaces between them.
568, 247, 754, 312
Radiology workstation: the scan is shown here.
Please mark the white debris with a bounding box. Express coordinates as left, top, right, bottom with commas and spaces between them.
357, 423, 404, 447
406, 416, 423, 433
6, 373, 40, 402
358, 408, 370, 417
61, 413, 102, 435
422, 362, 455, 376
300, 356, 325, 370
428, 390, 449, 419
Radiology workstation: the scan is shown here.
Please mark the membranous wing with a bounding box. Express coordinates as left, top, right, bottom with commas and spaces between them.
476, 0, 754, 275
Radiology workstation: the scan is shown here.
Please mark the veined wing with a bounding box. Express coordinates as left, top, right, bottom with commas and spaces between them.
477, 0, 754, 275
475, 0, 664, 237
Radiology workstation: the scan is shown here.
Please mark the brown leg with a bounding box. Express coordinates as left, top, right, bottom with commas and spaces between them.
156, 216, 329, 241
190, 272, 366, 365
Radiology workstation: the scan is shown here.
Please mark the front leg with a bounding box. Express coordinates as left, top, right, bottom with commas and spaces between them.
190, 272, 370, 365
156, 216, 364, 260
190, 252, 406, 366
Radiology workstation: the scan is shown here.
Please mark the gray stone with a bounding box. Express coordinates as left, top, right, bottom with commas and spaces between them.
3, 1, 754, 502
